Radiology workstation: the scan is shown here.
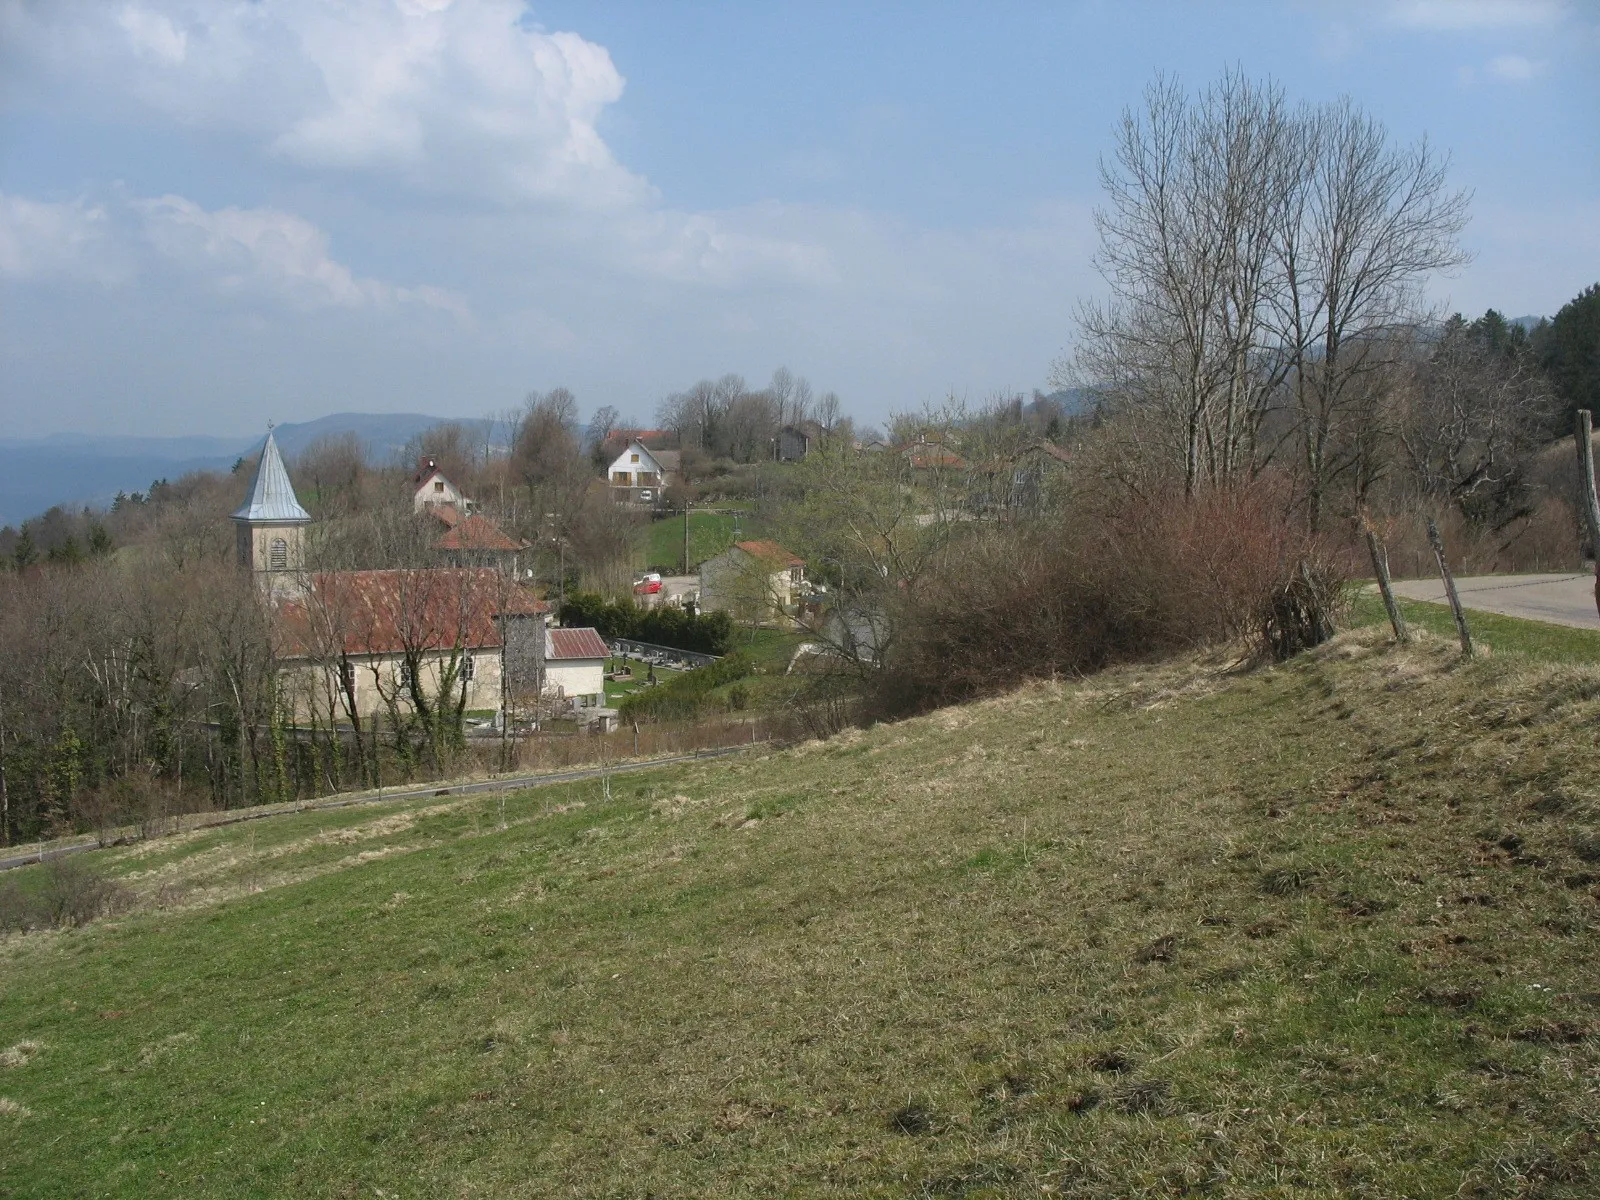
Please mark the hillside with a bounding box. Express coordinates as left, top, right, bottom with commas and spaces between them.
3, 629, 1600, 1196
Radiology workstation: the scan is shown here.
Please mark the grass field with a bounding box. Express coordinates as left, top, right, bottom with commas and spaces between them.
639, 510, 748, 574
4, 628, 1600, 1195
1349, 589, 1600, 664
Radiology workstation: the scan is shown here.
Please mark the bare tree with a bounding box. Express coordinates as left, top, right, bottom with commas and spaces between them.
1277, 99, 1471, 529
1065, 70, 1470, 526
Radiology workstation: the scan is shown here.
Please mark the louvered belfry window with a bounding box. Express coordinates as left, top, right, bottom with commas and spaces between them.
269, 537, 288, 570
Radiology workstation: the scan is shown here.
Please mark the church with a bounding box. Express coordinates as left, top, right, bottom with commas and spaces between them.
232, 433, 604, 726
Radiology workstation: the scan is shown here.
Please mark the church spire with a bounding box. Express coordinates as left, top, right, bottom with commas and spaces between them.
232, 430, 310, 584
231, 430, 311, 524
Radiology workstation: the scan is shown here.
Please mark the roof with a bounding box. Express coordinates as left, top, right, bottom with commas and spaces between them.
434, 513, 524, 553
905, 447, 967, 469
652, 449, 681, 473
278, 568, 546, 658
1018, 439, 1072, 465
547, 627, 609, 660
232, 432, 311, 524
602, 429, 675, 455
735, 539, 804, 568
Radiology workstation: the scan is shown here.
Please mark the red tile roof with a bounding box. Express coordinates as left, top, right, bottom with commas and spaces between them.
547, 627, 609, 660
279, 569, 546, 658
735, 539, 804, 567
435, 514, 524, 552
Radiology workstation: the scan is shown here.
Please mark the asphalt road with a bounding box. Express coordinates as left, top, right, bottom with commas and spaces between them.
0, 745, 754, 873
1388, 571, 1600, 630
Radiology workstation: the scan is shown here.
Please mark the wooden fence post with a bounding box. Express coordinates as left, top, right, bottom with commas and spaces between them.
1365, 527, 1409, 644
1427, 518, 1473, 657
1575, 410, 1600, 619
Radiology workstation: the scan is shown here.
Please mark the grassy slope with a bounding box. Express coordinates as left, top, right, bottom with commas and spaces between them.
4, 630, 1600, 1197
640, 511, 744, 574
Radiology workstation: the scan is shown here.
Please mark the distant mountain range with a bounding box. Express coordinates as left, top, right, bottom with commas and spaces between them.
0, 412, 504, 527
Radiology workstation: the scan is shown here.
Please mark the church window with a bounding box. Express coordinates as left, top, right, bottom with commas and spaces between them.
269, 537, 288, 570
461, 655, 475, 682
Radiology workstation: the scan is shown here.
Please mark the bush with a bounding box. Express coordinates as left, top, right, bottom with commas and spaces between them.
867, 478, 1347, 719
0, 857, 131, 932
617, 653, 754, 722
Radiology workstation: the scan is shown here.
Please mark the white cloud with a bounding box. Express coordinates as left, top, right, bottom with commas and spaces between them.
0, 193, 122, 283
1387, 0, 1566, 30
1486, 53, 1543, 79
5, 0, 647, 207
0, 186, 465, 318
136, 194, 468, 317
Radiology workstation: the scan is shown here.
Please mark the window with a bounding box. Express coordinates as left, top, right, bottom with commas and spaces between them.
340, 660, 358, 701
398, 661, 413, 689
434, 481, 445, 493
630, 453, 639, 463
461, 655, 475, 682
269, 537, 288, 570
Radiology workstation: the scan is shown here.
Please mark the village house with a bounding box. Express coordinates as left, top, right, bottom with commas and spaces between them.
412, 457, 474, 515
232, 433, 600, 724
605, 438, 678, 507
775, 421, 823, 462
698, 540, 805, 624
542, 627, 608, 710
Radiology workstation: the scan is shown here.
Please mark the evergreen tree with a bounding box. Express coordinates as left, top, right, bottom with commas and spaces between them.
1537, 283, 1600, 431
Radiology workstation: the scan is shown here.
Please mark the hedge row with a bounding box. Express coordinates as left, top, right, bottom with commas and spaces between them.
616, 652, 754, 722
559, 591, 733, 655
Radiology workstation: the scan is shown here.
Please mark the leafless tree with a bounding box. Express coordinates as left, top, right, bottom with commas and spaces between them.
1064, 70, 1471, 526
1276, 98, 1471, 529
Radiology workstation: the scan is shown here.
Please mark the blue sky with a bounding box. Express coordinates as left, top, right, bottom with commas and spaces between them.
1, 0, 1596, 438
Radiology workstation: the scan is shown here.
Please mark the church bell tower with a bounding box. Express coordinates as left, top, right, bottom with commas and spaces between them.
231, 430, 311, 591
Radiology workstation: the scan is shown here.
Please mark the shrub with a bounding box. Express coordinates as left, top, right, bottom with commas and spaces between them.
617, 653, 754, 722
560, 592, 732, 655
0, 857, 131, 932
867, 478, 1347, 719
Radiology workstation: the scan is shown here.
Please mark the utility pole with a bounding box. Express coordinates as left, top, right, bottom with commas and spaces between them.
683, 505, 690, 575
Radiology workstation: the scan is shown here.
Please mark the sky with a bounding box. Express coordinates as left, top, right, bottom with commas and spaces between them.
1, 0, 1596, 439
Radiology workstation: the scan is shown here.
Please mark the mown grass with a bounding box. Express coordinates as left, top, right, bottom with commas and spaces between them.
640, 510, 746, 573
3, 630, 1600, 1196
1350, 589, 1600, 664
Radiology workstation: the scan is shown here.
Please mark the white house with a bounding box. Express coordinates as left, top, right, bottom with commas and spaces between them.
606, 439, 676, 506
544, 626, 608, 709
413, 458, 473, 515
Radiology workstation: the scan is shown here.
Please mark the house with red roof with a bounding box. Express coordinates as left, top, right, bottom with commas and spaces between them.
543, 626, 608, 710
233, 435, 604, 727
698, 539, 806, 624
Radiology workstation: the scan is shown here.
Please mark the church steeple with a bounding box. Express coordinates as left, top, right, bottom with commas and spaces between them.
232, 430, 311, 580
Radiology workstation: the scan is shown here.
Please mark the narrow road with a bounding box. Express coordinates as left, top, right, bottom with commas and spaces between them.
1388, 571, 1600, 630
0, 745, 755, 873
